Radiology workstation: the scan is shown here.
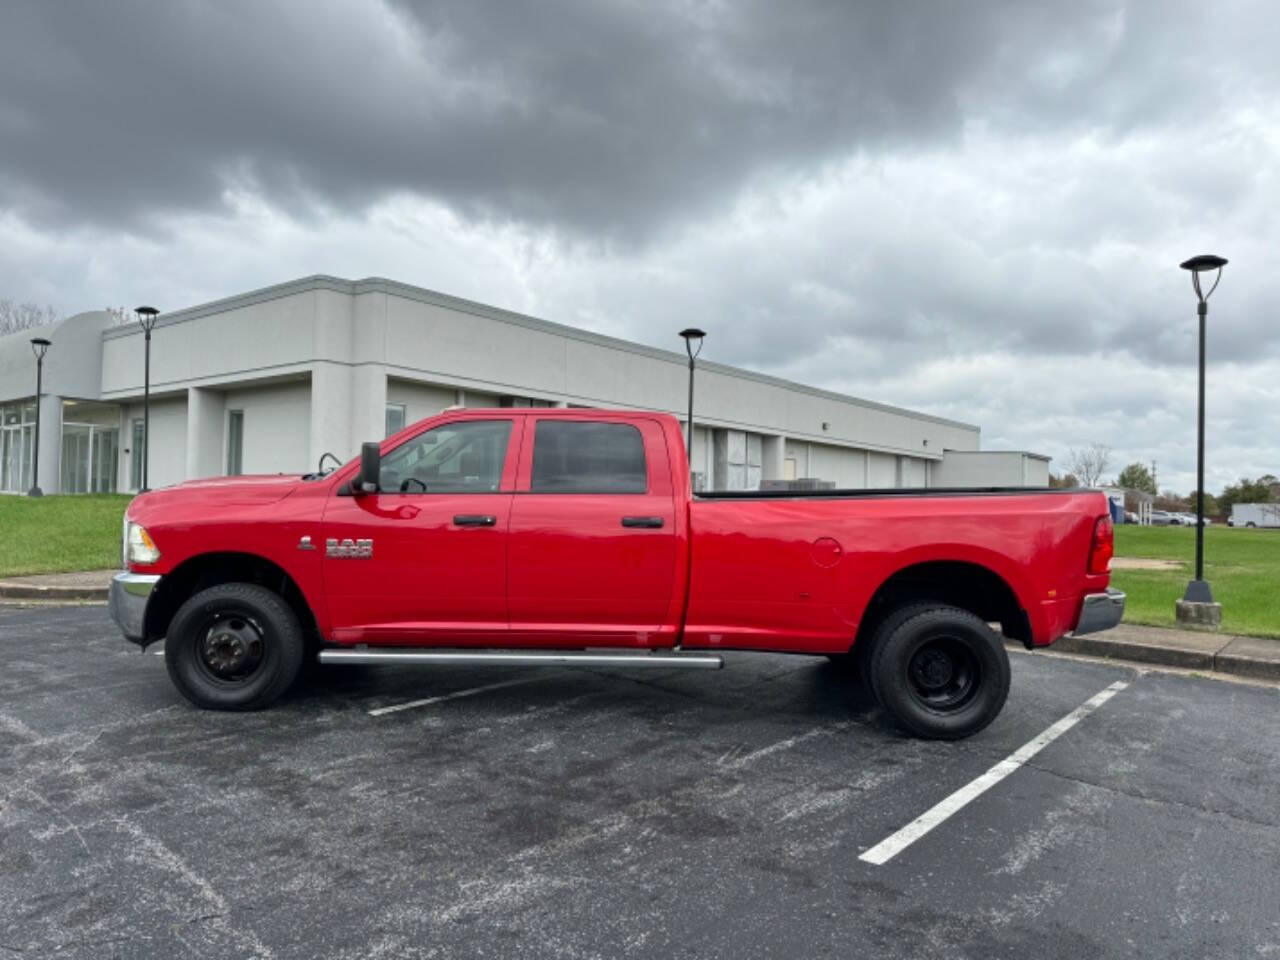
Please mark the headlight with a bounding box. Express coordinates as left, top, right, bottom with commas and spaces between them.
126, 522, 161, 565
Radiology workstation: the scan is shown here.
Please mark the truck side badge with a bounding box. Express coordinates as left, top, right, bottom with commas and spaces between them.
297, 535, 316, 551
326, 538, 373, 559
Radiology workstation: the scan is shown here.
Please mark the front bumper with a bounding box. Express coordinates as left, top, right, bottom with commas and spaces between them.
1072, 587, 1126, 636
108, 572, 161, 645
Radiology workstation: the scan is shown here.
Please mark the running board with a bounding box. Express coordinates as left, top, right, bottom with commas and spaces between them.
317, 648, 724, 669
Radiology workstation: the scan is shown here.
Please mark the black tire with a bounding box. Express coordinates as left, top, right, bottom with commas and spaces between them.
856, 601, 945, 707
165, 583, 305, 710
1246, 522, 1257, 528
869, 604, 1010, 740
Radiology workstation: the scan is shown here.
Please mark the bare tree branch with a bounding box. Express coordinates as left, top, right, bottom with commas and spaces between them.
1066, 443, 1112, 488
105, 306, 136, 326
0, 299, 59, 336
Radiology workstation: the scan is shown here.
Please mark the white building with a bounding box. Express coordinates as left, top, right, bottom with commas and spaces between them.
0, 275, 1049, 495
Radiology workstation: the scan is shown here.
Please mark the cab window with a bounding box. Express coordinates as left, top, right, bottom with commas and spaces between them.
378, 420, 512, 493
530, 420, 647, 493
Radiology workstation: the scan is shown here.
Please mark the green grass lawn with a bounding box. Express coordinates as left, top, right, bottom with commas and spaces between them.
0, 494, 132, 577
1111, 525, 1280, 638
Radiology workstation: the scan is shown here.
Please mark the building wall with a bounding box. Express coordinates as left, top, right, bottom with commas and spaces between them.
689, 425, 713, 490
98, 277, 981, 469
120, 396, 188, 490
461, 389, 500, 408
0, 312, 113, 405
1024, 456, 1050, 487
933, 451, 1049, 487
900, 456, 928, 488
385, 380, 455, 432
868, 452, 897, 487
809, 443, 866, 488
224, 381, 311, 475
4, 276, 1055, 494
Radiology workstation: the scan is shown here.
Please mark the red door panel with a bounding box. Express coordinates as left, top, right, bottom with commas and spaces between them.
506, 417, 679, 646
323, 492, 513, 644
321, 416, 521, 645
507, 493, 677, 642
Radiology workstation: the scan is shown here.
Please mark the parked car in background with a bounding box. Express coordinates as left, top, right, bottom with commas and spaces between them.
1149, 510, 1174, 526
1180, 513, 1211, 526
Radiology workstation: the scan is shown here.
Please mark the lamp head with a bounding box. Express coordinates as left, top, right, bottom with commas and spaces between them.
30, 337, 51, 359
135, 305, 160, 332
1180, 255, 1227, 273
679, 327, 706, 360
1180, 254, 1227, 304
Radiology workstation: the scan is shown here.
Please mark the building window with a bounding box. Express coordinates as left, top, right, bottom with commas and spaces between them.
131, 419, 144, 490
227, 410, 244, 475
530, 421, 647, 493
385, 403, 407, 437
0, 401, 37, 493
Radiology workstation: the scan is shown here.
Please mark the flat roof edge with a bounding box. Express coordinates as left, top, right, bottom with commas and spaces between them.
942, 449, 1052, 461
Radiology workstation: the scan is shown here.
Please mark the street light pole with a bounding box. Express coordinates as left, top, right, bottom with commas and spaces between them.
1178, 255, 1226, 607
678, 328, 706, 463
27, 337, 51, 498
135, 306, 159, 492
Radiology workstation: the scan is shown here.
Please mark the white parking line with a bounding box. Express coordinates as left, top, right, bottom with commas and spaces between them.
859, 679, 1130, 866
368, 677, 542, 717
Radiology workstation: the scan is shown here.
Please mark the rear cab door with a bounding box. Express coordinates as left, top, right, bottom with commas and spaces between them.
506, 413, 684, 647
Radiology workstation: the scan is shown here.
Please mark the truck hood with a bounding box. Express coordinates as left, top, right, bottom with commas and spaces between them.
133, 474, 304, 508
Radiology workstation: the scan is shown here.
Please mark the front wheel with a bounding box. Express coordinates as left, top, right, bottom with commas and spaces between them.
165, 583, 305, 710
869, 604, 1010, 740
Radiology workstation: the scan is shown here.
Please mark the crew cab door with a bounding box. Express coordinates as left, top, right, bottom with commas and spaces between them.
506, 416, 680, 647
321, 416, 520, 644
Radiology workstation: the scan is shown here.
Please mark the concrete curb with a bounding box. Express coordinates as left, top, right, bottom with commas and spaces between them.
0, 581, 109, 602
1052, 628, 1280, 683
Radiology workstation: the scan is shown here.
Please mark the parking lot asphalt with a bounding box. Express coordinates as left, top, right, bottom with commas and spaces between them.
3, 605, 1278, 960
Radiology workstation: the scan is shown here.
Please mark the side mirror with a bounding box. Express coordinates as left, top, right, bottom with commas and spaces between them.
353, 442, 381, 494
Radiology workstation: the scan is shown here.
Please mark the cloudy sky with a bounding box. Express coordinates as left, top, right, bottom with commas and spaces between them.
2, 0, 1277, 492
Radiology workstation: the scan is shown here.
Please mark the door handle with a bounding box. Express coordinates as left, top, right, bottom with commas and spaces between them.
453, 514, 497, 527
621, 516, 665, 529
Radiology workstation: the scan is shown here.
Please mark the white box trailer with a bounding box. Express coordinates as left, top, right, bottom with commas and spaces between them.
1229, 503, 1280, 528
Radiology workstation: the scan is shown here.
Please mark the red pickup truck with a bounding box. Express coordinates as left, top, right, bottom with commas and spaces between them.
110, 408, 1123, 738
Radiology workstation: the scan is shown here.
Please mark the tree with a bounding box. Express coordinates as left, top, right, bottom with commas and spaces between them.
1116, 462, 1157, 494
1049, 472, 1080, 489
1066, 443, 1112, 488
0, 299, 58, 335
1219, 476, 1275, 512
1187, 490, 1220, 518
105, 306, 138, 326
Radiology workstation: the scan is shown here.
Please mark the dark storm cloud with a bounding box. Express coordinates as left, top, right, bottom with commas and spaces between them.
0, 0, 1222, 239
3, 0, 1279, 490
